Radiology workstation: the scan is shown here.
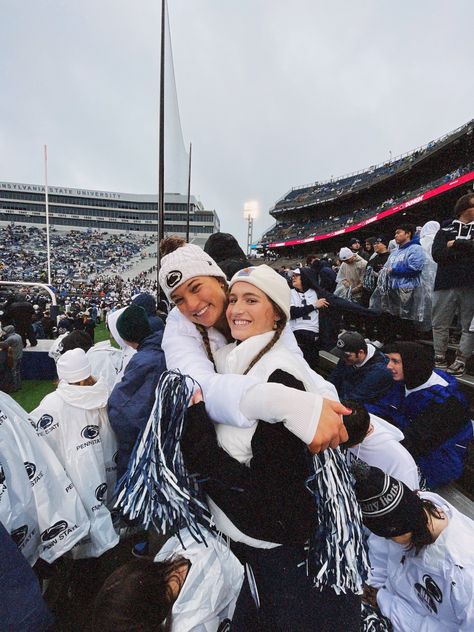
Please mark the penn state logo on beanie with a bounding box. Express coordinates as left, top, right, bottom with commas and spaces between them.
159, 243, 226, 302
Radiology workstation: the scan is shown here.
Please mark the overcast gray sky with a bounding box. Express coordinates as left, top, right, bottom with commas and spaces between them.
1, 1, 473, 248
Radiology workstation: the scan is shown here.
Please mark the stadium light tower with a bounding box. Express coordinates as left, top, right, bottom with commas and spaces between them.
244, 201, 259, 257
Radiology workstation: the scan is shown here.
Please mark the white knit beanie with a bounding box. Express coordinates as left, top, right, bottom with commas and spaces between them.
339, 247, 355, 261
57, 348, 91, 383
228, 265, 291, 320
159, 243, 227, 301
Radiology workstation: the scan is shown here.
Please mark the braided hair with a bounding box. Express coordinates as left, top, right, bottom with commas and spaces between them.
243, 308, 287, 375
195, 324, 216, 369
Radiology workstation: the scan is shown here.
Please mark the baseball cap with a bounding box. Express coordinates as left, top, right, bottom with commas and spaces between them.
330, 331, 367, 357
339, 247, 355, 262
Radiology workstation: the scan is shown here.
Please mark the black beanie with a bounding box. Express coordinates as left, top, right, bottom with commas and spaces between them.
60, 330, 94, 354
383, 341, 433, 389
117, 304, 151, 343
204, 232, 247, 263
352, 463, 424, 538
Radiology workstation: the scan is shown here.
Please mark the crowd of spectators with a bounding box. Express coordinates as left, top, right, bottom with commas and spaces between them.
274, 119, 473, 211
1, 218, 474, 631
0, 225, 154, 284
262, 166, 469, 244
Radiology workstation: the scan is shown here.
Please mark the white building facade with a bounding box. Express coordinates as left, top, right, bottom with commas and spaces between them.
0, 181, 220, 247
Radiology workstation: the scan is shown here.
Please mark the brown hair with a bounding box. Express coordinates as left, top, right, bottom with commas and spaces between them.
243, 305, 287, 375
92, 558, 188, 632
407, 499, 445, 555
160, 235, 186, 257
195, 324, 216, 369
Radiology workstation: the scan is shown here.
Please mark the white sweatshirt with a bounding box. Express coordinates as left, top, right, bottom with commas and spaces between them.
162, 307, 333, 444
372, 493, 474, 632
214, 331, 338, 465
348, 414, 420, 491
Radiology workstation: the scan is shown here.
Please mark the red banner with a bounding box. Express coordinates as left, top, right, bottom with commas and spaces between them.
267, 170, 474, 248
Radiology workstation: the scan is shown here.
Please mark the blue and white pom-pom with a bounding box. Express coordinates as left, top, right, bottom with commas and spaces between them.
306, 447, 370, 594
115, 370, 211, 543
361, 603, 393, 632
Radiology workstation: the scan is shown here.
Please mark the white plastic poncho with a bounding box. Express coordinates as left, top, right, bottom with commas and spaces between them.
87, 340, 123, 393
30, 377, 119, 558
155, 530, 244, 632
107, 307, 136, 382
0, 393, 90, 565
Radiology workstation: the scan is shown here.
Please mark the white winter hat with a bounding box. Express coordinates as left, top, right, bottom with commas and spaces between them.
339, 247, 355, 261
57, 348, 91, 383
159, 243, 227, 302
228, 265, 291, 320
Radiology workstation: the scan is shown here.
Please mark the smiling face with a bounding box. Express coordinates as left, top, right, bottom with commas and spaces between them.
386, 352, 404, 381
170, 276, 227, 328
226, 281, 281, 341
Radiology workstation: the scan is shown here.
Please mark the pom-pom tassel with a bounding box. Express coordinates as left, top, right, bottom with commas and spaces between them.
361, 603, 393, 632
115, 370, 211, 543
306, 447, 370, 594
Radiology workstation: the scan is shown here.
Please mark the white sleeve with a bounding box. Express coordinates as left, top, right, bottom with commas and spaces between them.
452, 564, 474, 632
162, 309, 321, 441
336, 264, 346, 283
240, 383, 323, 444
366, 534, 389, 588
290, 289, 300, 308
280, 322, 303, 356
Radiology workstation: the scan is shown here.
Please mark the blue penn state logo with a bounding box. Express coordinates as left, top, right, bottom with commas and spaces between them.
11, 525, 28, 547
166, 270, 183, 288
24, 462, 36, 480
81, 425, 99, 440
95, 483, 107, 502
415, 574, 443, 614
37, 414, 54, 430
41, 520, 68, 542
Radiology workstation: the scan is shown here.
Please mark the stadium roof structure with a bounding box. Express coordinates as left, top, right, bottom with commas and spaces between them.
262, 119, 474, 251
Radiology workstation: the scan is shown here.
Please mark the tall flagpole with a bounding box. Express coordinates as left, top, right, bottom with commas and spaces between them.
43, 145, 52, 285
186, 141, 192, 242
157, 0, 166, 300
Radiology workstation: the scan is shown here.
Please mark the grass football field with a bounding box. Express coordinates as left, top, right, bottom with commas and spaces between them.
12, 321, 112, 412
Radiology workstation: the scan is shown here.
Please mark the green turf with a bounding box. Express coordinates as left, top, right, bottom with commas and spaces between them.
11, 321, 117, 412
12, 379, 57, 412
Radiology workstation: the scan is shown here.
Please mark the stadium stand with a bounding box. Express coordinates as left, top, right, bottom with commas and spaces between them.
261, 120, 474, 255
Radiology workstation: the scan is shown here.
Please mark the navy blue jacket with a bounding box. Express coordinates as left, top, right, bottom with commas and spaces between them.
368, 371, 472, 488
329, 348, 393, 403
0, 522, 53, 631
108, 330, 166, 480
